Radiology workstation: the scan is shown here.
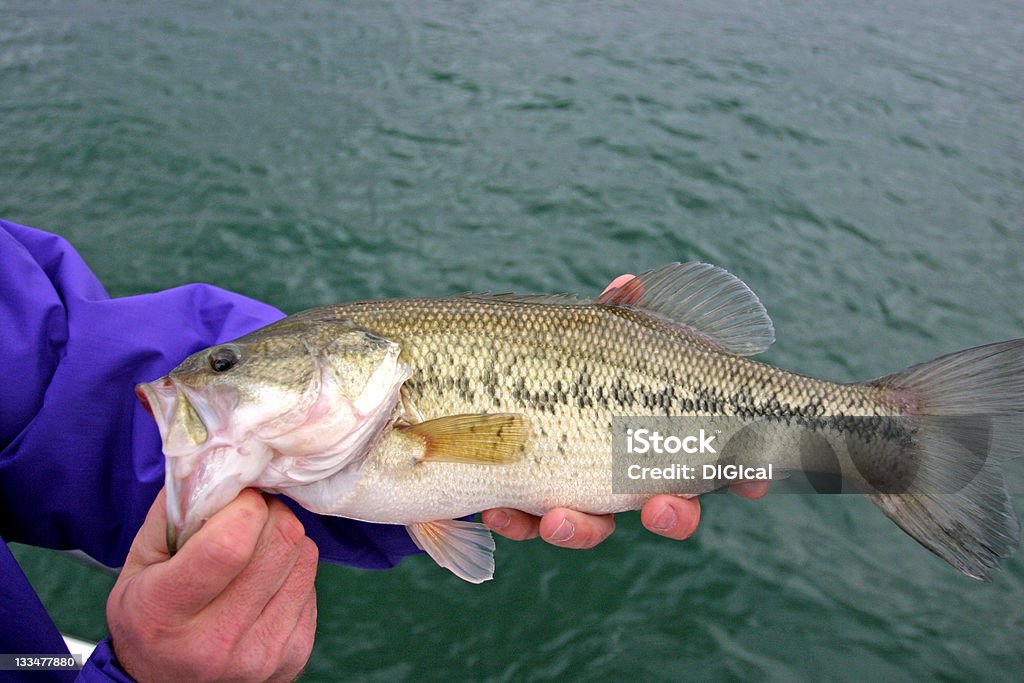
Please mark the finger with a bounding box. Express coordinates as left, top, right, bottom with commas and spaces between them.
121, 488, 171, 577
730, 481, 771, 499
273, 588, 318, 683
602, 274, 635, 295
538, 509, 615, 549
145, 489, 269, 615
481, 509, 540, 541
640, 495, 701, 540
241, 536, 319, 680
215, 495, 307, 625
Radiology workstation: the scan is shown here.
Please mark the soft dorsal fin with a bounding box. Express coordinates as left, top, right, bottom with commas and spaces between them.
596, 262, 775, 356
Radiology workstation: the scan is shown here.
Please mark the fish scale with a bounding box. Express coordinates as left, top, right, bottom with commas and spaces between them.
334, 296, 892, 422
296, 296, 895, 525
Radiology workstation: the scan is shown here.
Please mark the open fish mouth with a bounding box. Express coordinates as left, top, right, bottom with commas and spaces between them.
135, 378, 260, 553
136, 379, 210, 455
136, 378, 211, 552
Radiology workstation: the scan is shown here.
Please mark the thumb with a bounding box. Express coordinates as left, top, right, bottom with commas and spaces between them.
121, 488, 172, 578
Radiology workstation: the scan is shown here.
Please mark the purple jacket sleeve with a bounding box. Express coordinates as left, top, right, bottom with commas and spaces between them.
0, 219, 420, 568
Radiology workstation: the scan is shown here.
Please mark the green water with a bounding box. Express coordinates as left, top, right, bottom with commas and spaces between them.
4, 1, 1023, 679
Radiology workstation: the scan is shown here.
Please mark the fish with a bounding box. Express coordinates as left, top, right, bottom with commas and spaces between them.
135, 262, 1024, 583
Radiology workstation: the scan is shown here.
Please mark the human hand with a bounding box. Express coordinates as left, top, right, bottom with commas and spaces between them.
106, 488, 319, 682
480, 274, 770, 548
481, 483, 769, 548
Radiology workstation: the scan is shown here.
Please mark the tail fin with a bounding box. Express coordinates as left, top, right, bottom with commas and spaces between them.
865, 339, 1024, 581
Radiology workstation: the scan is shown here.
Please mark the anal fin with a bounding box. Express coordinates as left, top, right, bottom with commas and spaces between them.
407, 519, 496, 583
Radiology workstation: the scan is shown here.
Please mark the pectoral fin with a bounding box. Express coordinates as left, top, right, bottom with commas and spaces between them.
407, 519, 496, 583
399, 413, 529, 464
399, 385, 426, 424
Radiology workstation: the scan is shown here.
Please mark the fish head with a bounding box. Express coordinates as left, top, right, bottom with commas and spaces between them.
136, 315, 410, 553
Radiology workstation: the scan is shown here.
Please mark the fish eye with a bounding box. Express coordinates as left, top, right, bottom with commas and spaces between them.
209, 347, 240, 373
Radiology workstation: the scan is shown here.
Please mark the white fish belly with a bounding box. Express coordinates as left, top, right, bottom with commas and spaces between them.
307, 429, 654, 525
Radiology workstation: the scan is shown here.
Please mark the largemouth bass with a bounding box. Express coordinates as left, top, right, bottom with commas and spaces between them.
136, 263, 1023, 582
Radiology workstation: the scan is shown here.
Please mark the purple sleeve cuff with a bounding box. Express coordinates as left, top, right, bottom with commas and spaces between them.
77, 638, 135, 683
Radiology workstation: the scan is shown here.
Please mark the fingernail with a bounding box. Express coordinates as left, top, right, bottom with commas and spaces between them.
550, 518, 575, 543
652, 506, 678, 531
488, 510, 510, 530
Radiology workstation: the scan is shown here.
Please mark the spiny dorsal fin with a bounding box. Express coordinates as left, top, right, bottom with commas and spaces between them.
458, 292, 589, 306
596, 262, 775, 356
407, 519, 495, 583
399, 413, 530, 464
